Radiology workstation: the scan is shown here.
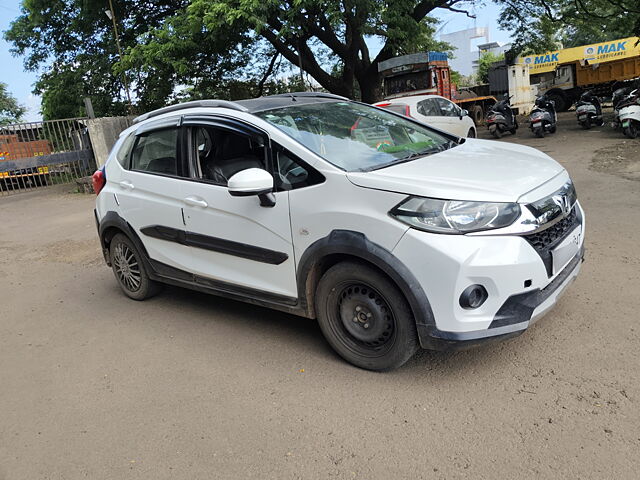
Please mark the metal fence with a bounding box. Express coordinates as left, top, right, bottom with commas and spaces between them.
0, 118, 96, 196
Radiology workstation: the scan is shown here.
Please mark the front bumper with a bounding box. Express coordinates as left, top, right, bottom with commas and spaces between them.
416, 247, 584, 350
392, 202, 585, 350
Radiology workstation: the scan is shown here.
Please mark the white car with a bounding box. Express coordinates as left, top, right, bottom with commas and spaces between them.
374, 94, 477, 138
93, 92, 585, 370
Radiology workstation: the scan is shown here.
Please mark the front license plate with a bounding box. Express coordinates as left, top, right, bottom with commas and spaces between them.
552, 226, 582, 275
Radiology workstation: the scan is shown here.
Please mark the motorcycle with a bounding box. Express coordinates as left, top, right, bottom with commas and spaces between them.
486, 93, 518, 139
529, 95, 557, 138
575, 91, 603, 129
618, 89, 640, 139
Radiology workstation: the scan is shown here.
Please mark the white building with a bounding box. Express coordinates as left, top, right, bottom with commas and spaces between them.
440, 27, 489, 76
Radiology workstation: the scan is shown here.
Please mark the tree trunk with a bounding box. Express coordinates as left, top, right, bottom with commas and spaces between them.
357, 71, 383, 104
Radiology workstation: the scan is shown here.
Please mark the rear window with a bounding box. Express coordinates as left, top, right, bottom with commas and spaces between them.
380, 104, 410, 117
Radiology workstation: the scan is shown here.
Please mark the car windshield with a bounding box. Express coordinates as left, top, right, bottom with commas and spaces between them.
255, 101, 455, 171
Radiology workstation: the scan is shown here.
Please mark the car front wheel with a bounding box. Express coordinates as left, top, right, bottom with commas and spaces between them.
315, 262, 418, 370
467, 128, 476, 138
109, 233, 160, 301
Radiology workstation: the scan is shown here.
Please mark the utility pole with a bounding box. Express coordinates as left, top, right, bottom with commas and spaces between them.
106, 0, 133, 114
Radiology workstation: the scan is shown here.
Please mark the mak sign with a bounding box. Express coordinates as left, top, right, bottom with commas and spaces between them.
520, 37, 640, 74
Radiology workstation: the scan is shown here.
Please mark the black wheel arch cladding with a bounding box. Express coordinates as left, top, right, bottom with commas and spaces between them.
296, 229, 436, 329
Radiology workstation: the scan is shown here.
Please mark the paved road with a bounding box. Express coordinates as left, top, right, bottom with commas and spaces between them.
1, 113, 639, 479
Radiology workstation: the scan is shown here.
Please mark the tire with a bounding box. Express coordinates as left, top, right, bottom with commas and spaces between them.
534, 127, 545, 138
315, 262, 419, 371
580, 120, 591, 129
623, 123, 638, 139
509, 128, 517, 135
547, 93, 566, 112
470, 105, 483, 125
491, 128, 502, 139
109, 233, 161, 301
467, 128, 476, 138
549, 124, 557, 134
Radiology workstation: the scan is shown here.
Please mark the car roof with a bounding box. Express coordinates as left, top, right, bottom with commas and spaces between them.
377, 94, 446, 105
133, 92, 350, 124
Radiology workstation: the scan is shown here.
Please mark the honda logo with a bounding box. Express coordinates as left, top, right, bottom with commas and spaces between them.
552, 194, 571, 216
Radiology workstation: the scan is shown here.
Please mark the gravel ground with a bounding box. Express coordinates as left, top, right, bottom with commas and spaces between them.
1, 112, 639, 479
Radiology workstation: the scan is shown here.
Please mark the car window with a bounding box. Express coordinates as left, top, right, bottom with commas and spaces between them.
273, 146, 324, 191
130, 128, 178, 175
435, 98, 459, 117
190, 126, 267, 186
417, 99, 441, 117
256, 101, 453, 172
381, 104, 410, 117
115, 132, 135, 167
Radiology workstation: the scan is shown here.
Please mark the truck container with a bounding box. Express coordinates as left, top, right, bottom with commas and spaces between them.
519, 37, 640, 111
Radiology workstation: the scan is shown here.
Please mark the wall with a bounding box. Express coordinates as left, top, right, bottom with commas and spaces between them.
85, 116, 134, 167
441, 27, 489, 76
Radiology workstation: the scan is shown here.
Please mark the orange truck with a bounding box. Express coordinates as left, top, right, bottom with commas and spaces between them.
0, 134, 52, 186
377, 51, 497, 124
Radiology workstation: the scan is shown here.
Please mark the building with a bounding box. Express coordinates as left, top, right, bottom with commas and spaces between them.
440, 27, 489, 76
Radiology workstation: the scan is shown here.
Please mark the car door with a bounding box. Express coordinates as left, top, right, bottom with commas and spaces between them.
415, 98, 448, 131
115, 118, 193, 271
434, 97, 467, 136
179, 116, 298, 299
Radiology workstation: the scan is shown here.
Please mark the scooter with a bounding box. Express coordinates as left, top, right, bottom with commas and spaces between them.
611, 87, 632, 130
575, 91, 603, 129
486, 93, 518, 139
618, 89, 640, 139
529, 95, 557, 138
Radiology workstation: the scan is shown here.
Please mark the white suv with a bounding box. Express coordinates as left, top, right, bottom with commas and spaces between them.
93, 93, 585, 370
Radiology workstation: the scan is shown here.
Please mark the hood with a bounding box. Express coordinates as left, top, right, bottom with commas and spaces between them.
346, 139, 566, 203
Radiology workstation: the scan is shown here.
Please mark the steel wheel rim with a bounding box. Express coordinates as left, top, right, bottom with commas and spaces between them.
113, 243, 141, 292
335, 282, 396, 354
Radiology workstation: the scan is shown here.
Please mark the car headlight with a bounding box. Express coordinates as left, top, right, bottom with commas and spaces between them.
390, 196, 521, 234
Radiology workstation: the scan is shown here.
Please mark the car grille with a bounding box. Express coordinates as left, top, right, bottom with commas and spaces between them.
522, 207, 580, 276
524, 208, 577, 251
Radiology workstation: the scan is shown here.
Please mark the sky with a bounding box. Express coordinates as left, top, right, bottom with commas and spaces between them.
0, 0, 511, 122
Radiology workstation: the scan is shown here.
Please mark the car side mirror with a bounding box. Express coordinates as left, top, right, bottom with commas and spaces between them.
228, 168, 275, 207
460, 109, 468, 119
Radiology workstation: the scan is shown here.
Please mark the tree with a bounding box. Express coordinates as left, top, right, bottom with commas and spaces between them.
476, 52, 504, 83
4, 0, 194, 118
0, 82, 26, 125
183, 0, 461, 103
495, 0, 640, 54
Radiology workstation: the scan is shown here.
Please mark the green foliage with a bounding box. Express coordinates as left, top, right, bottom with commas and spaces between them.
5, 0, 464, 115
0, 82, 26, 125
476, 52, 504, 84
495, 0, 640, 55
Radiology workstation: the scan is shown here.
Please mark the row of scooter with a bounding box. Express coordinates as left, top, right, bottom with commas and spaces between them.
485, 87, 640, 140
576, 87, 640, 139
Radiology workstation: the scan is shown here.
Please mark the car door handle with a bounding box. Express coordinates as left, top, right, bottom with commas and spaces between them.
119, 180, 134, 190
183, 196, 208, 208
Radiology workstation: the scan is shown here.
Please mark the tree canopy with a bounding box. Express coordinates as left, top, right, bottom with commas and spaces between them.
4, 0, 464, 118
496, 0, 640, 53
0, 82, 26, 126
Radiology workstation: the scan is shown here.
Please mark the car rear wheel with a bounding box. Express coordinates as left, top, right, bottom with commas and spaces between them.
467, 128, 476, 138
315, 262, 418, 370
109, 233, 160, 301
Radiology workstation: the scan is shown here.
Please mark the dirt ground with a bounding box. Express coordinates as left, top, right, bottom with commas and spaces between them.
1, 112, 639, 479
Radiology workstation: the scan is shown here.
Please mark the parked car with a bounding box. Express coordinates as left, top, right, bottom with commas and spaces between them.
373, 94, 477, 137
93, 92, 585, 370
